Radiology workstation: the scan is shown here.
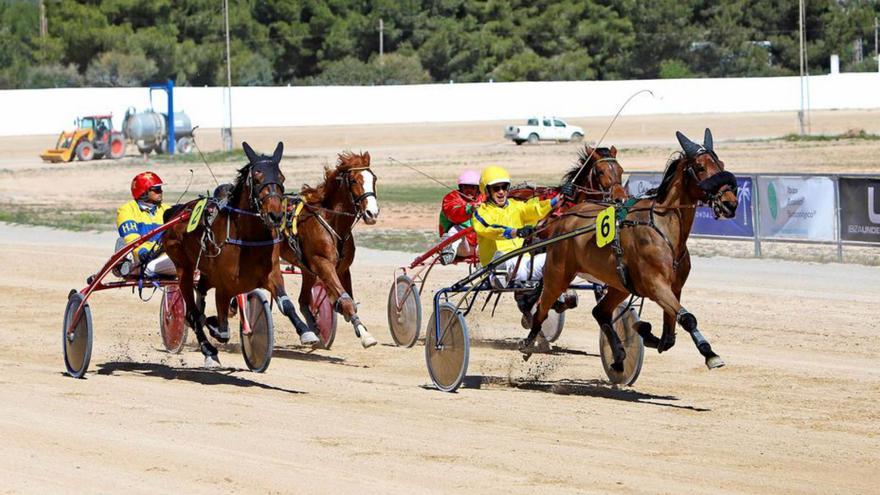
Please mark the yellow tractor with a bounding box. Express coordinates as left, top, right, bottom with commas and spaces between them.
40, 114, 126, 163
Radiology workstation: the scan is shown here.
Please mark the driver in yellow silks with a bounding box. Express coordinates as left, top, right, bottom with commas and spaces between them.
115, 171, 175, 277
472, 165, 576, 326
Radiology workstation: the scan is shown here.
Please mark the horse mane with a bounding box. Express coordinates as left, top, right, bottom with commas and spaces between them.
300, 151, 371, 204
229, 161, 254, 204
652, 152, 685, 201
562, 146, 613, 184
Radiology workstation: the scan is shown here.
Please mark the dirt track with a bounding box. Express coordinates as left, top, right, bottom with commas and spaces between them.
1, 113, 879, 494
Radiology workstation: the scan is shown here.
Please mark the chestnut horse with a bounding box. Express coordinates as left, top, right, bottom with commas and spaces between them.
508, 144, 627, 204
523, 129, 738, 370
164, 142, 309, 365
273, 151, 380, 348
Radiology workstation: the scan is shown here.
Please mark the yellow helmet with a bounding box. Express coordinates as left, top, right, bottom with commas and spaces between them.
480, 165, 511, 194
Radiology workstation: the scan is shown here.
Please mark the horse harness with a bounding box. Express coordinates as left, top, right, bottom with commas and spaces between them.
280, 167, 378, 274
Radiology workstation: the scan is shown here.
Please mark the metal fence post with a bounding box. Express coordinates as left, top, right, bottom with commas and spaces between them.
753, 174, 762, 258
834, 175, 843, 262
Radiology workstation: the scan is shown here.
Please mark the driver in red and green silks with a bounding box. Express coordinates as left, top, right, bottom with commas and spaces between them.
438, 170, 483, 265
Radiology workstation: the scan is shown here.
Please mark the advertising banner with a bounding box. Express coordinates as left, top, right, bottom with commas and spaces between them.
692, 176, 754, 237
625, 174, 754, 238
838, 177, 880, 244
757, 176, 836, 241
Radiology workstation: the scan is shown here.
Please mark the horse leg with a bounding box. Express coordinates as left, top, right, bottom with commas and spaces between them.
520, 271, 567, 354
336, 267, 371, 345
267, 266, 318, 345
658, 250, 690, 352
646, 281, 724, 369
179, 268, 219, 365
592, 287, 629, 372
297, 272, 319, 331
311, 257, 376, 348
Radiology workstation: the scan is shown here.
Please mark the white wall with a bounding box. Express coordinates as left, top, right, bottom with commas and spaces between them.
2, 73, 878, 137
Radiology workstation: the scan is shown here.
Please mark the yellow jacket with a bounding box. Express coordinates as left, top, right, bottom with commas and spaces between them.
116, 200, 169, 262
472, 197, 555, 266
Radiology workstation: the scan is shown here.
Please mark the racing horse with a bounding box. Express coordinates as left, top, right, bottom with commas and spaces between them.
522, 129, 738, 370
164, 141, 310, 365
273, 151, 380, 348
508, 144, 627, 204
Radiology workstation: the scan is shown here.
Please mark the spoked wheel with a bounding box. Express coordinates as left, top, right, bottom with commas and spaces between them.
159, 286, 187, 353
539, 309, 565, 343
599, 304, 645, 386
310, 283, 337, 350
240, 290, 274, 373
387, 275, 421, 348
425, 302, 469, 392
63, 290, 93, 378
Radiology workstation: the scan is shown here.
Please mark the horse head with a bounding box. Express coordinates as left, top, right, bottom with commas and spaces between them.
241, 141, 286, 228
675, 129, 738, 219
337, 151, 380, 225
566, 145, 626, 202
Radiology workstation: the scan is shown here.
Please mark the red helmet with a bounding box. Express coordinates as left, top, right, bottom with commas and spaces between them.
131, 171, 163, 199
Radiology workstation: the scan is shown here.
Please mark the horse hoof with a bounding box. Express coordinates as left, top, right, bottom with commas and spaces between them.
360, 330, 377, 348
706, 356, 725, 369
611, 361, 624, 373
204, 355, 221, 368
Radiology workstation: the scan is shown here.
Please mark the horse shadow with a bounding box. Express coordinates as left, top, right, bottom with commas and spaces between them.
95, 361, 304, 395
457, 375, 710, 411
470, 338, 599, 357
271, 345, 367, 368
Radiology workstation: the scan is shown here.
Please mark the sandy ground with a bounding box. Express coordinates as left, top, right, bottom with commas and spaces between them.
1, 112, 879, 493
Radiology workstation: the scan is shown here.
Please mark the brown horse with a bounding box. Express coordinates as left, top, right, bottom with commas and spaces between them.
523, 129, 738, 370
164, 142, 309, 365
508, 144, 627, 204
272, 151, 380, 348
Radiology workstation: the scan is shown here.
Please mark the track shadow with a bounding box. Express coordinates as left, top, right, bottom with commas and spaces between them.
470, 338, 599, 357
271, 345, 367, 368
95, 361, 304, 395
458, 376, 710, 411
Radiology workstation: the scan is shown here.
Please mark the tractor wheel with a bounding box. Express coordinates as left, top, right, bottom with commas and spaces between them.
176, 137, 194, 154
109, 136, 125, 159
75, 141, 94, 161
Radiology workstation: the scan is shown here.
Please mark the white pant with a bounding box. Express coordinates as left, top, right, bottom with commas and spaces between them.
145, 254, 176, 277
495, 252, 546, 283
115, 238, 176, 277
441, 224, 475, 258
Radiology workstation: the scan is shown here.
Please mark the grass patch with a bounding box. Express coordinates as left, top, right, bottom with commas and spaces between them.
379, 185, 448, 204
782, 130, 880, 142
355, 229, 437, 253
152, 149, 246, 163
0, 205, 115, 231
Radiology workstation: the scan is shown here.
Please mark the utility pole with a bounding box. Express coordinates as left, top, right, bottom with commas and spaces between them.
222, 0, 233, 152
379, 18, 384, 84
874, 17, 880, 72
798, 0, 806, 135
39, 0, 47, 38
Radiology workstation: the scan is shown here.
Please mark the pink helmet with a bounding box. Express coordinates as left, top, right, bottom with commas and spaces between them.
457, 169, 480, 186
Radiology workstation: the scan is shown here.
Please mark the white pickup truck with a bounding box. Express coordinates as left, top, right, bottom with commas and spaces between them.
504, 116, 585, 145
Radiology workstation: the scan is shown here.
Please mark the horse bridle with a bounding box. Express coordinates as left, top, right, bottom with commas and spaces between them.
585, 156, 622, 199
247, 159, 285, 227
338, 167, 378, 220
683, 150, 737, 219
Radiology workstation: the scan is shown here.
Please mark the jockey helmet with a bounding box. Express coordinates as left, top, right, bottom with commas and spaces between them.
457, 169, 480, 186
131, 171, 164, 199
480, 165, 511, 194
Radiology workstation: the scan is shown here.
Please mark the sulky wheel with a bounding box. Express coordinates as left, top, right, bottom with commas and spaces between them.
240, 290, 274, 373
159, 286, 187, 353
310, 283, 337, 350
63, 290, 93, 378
599, 304, 645, 386
425, 302, 469, 392
387, 275, 421, 348
540, 309, 565, 343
